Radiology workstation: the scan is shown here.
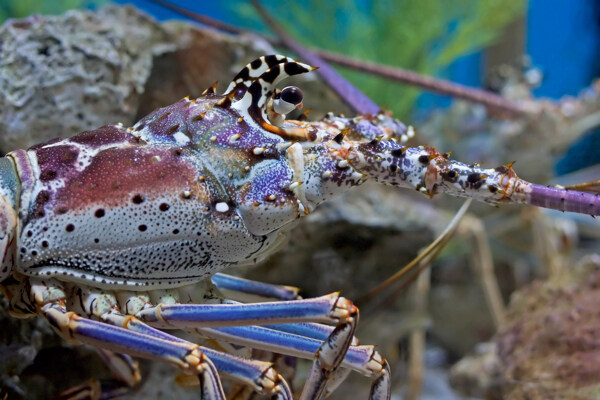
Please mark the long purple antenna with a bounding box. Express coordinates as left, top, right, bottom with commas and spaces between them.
523, 184, 600, 215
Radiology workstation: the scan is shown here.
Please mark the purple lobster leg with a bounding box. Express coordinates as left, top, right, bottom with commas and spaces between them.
136, 292, 356, 329
210, 274, 361, 345
176, 275, 388, 398
210, 274, 363, 345
39, 303, 226, 399
103, 313, 293, 399
137, 294, 358, 400
211, 273, 368, 396
211, 273, 300, 301
196, 326, 391, 400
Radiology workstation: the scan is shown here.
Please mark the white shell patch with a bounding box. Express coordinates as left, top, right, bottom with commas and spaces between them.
215, 202, 229, 213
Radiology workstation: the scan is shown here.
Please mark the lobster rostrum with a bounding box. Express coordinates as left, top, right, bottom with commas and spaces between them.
0, 55, 599, 400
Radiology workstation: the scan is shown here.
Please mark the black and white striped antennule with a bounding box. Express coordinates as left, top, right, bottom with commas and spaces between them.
230, 58, 316, 139
224, 55, 298, 99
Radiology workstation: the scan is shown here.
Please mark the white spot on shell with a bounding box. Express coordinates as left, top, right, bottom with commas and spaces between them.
333, 120, 345, 129
277, 142, 292, 151
337, 160, 349, 168
351, 172, 365, 181
173, 132, 190, 145
253, 147, 265, 155
288, 181, 301, 190
215, 202, 229, 212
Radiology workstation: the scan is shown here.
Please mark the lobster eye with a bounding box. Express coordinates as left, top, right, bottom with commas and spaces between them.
280, 86, 303, 106
233, 85, 247, 100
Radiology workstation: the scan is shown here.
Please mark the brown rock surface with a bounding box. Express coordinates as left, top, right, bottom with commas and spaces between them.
496, 256, 600, 399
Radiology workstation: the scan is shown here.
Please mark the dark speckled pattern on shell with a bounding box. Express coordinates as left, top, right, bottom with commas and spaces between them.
133, 97, 303, 236
2, 56, 350, 290
11, 96, 302, 288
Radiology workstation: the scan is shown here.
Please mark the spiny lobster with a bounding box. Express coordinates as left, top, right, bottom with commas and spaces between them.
0, 53, 598, 400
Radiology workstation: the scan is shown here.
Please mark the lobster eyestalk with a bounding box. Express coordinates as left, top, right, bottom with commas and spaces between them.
346, 139, 600, 216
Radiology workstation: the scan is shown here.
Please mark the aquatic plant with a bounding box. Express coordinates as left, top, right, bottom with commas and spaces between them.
0, 0, 108, 22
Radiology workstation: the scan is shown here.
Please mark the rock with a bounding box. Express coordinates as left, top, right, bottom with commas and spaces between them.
0, 5, 173, 151
449, 342, 503, 399
451, 255, 600, 399
495, 255, 600, 399
243, 183, 439, 300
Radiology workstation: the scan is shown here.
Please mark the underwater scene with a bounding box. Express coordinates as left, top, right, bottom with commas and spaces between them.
0, 1, 599, 399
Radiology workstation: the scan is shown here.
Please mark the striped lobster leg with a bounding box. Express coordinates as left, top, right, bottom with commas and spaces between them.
42, 303, 226, 399
137, 293, 360, 399
103, 313, 293, 399
211, 272, 300, 301
23, 277, 295, 400
195, 325, 391, 400
211, 273, 373, 396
